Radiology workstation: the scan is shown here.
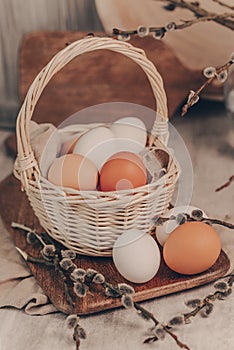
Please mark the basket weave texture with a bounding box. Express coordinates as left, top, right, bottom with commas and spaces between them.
14, 37, 180, 256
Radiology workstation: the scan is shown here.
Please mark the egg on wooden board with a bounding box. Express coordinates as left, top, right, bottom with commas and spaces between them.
163, 222, 221, 275
110, 117, 147, 153
156, 206, 207, 246
113, 229, 161, 283
73, 126, 117, 170
100, 151, 147, 191
48, 154, 98, 191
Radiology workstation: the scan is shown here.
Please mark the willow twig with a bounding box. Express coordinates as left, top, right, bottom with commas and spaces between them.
113, 1, 234, 34
181, 60, 233, 116
12, 222, 233, 350
113, 12, 233, 40
136, 301, 190, 349
154, 212, 234, 229
175, 12, 234, 29
11, 222, 46, 247
145, 272, 233, 346
157, 0, 234, 30
215, 175, 234, 192
227, 273, 234, 286
203, 218, 234, 229
12, 222, 82, 349
212, 0, 234, 11
54, 257, 75, 314
134, 302, 159, 326
111, 1, 234, 118
11, 222, 34, 232
99, 279, 189, 348
183, 271, 234, 322
15, 247, 54, 267
164, 327, 190, 350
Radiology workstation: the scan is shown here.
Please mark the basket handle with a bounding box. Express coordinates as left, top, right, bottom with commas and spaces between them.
15, 36, 169, 186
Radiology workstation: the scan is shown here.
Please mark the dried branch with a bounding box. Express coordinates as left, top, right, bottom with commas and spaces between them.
141, 272, 234, 347
113, 11, 233, 40
144, 272, 233, 345
12, 223, 83, 349
15, 247, 54, 267
212, 0, 234, 11
175, 12, 234, 29
13, 222, 190, 350
12, 222, 234, 350
164, 327, 190, 350
110, 2, 234, 118
134, 302, 159, 326
215, 175, 234, 192
11, 222, 47, 247
204, 218, 234, 229
54, 256, 75, 314
227, 272, 234, 286
157, 0, 234, 30
183, 270, 234, 322
181, 59, 234, 116
154, 209, 234, 229
112, 0, 234, 40
101, 281, 190, 348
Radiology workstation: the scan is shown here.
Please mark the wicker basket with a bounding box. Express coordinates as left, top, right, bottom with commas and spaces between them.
14, 36, 180, 256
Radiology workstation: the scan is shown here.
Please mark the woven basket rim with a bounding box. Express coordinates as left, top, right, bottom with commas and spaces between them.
15, 36, 171, 187
39, 168, 178, 196
13, 36, 181, 256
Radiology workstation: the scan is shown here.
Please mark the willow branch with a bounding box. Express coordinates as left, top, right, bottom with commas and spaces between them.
15, 247, 54, 267
112, 12, 233, 40
183, 273, 234, 322
154, 212, 234, 228
54, 257, 75, 314
176, 12, 234, 29
212, 0, 234, 11
228, 273, 234, 286
157, 0, 234, 30
181, 60, 233, 116
203, 218, 234, 229
215, 175, 234, 192
164, 327, 190, 350
11, 222, 46, 246
134, 302, 159, 326
134, 303, 190, 349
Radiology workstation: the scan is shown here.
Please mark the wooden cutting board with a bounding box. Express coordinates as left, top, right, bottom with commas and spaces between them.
0, 175, 230, 315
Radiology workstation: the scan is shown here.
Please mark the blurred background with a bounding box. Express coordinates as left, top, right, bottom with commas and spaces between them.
0, 0, 233, 128
0, 0, 103, 128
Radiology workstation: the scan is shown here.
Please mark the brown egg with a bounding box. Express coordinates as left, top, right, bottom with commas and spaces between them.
163, 222, 221, 275
48, 154, 98, 191
100, 151, 147, 192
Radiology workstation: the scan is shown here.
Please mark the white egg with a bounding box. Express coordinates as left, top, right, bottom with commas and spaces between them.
112, 229, 161, 284
110, 117, 147, 154
73, 126, 117, 170
156, 206, 208, 246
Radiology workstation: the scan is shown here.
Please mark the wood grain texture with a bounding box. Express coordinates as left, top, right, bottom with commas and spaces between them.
0, 174, 230, 315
